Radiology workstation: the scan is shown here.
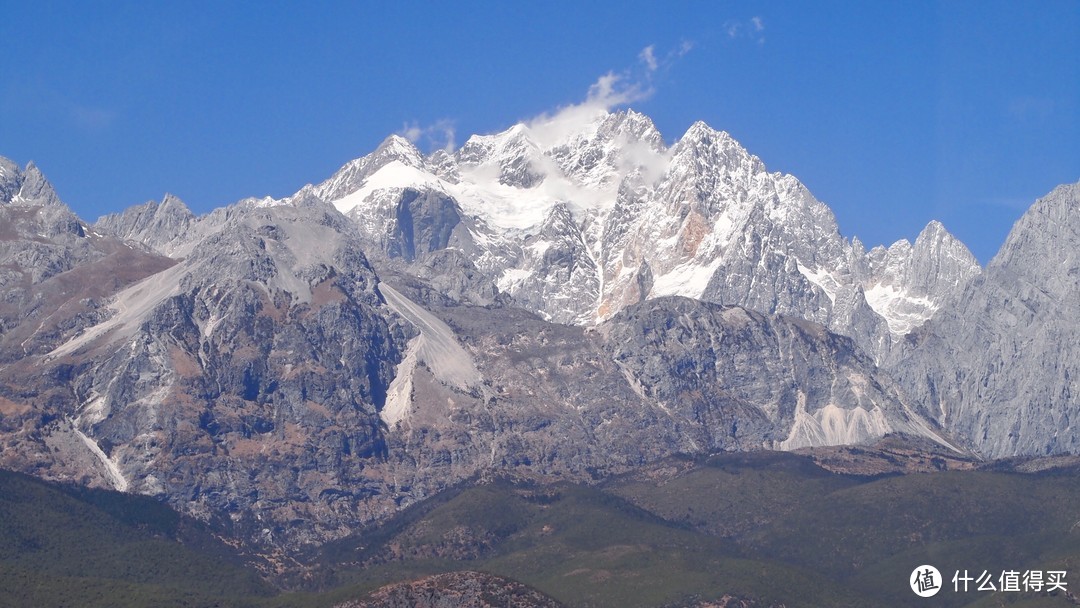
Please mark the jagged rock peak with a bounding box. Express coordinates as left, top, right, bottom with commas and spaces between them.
575, 108, 665, 149
0, 158, 64, 207
159, 192, 191, 214
888, 181, 1080, 458
93, 193, 196, 255
0, 155, 22, 202
374, 134, 425, 167
670, 121, 762, 175
911, 220, 980, 285
0, 155, 19, 180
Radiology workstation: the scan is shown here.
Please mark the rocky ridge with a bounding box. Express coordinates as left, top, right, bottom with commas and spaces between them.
284, 110, 981, 361
335, 571, 565, 608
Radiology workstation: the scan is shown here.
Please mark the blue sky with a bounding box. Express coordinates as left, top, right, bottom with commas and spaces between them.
1, 1, 1076, 263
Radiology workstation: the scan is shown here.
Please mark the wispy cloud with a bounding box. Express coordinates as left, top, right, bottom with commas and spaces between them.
399, 118, 456, 153
69, 104, 116, 132
639, 45, 658, 72
725, 16, 766, 45
2, 80, 117, 134
526, 42, 692, 149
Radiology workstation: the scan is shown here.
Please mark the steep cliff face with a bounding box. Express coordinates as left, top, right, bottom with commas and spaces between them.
888, 182, 1080, 458
597, 297, 946, 452
4, 196, 408, 547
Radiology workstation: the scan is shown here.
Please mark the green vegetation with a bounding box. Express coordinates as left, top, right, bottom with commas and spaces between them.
3, 453, 1080, 607
0, 470, 272, 607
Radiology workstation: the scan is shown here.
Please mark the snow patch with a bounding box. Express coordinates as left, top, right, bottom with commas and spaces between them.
332, 154, 625, 235
863, 282, 937, 335
333, 161, 446, 215
795, 260, 841, 304
497, 268, 532, 293
649, 257, 725, 300
46, 263, 189, 359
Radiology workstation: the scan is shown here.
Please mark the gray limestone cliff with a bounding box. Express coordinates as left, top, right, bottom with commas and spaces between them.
888, 182, 1080, 458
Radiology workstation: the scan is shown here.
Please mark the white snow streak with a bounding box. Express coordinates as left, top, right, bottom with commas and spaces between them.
795, 261, 841, 304
72, 425, 128, 492
863, 282, 937, 335
46, 263, 188, 359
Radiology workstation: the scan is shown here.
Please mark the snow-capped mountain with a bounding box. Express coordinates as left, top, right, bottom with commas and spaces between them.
2, 107, 1072, 551
280, 110, 979, 355
2, 150, 968, 549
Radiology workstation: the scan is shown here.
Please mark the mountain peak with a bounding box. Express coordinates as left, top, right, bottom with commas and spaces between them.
159, 193, 191, 213
0, 155, 17, 176
990, 179, 1080, 270
7, 160, 64, 207
374, 134, 425, 167
675, 121, 745, 156
0, 156, 21, 202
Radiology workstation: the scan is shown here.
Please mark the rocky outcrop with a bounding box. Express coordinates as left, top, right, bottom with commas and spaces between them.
94, 193, 196, 255
336, 571, 565, 608
4, 202, 408, 548
888, 182, 1080, 458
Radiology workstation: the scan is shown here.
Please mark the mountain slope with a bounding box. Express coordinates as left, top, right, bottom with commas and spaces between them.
1, 160, 953, 550
0, 469, 272, 608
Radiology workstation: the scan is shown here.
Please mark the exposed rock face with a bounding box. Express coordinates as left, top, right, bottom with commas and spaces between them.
1, 160, 64, 208
4, 195, 409, 547
888, 182, 1080, 458
0, 158, 172, 357
335, 571, 565, 608
0, 126, 1071, 557
598, 297, 943, 451
2, 175, 945, 549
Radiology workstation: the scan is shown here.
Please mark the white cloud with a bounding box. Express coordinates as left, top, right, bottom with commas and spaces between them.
526, 70, 653, 150
525, 42, 695, 149
639, 45, 658, 72
400, 122, 423, 143
399, 118, 456, 153
725, 17, 766, 44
